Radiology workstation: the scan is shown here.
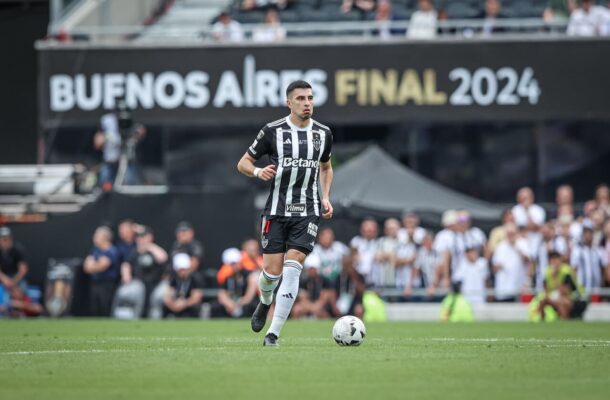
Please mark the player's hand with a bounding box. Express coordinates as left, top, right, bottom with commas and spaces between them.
321, 198, 333, 219
256, 165, 277, 181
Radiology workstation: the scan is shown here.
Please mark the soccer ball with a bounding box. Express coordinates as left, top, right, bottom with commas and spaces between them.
332, 315, 366, 346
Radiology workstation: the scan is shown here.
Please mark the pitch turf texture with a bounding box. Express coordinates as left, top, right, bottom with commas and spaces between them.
1, 321, 609, 400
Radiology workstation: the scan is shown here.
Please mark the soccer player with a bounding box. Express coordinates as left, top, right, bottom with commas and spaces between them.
237, 80, 334, 347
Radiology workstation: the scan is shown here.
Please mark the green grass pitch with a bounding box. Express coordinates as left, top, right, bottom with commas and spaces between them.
1, 320, 609, 400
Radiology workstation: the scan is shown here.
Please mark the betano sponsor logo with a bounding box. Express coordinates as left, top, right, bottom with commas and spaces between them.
281, 158, 319, 168
49, 55, 328, 112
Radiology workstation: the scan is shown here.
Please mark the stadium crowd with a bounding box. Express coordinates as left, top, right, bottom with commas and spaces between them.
1, 183, 609, 321
207, 0, 610, 42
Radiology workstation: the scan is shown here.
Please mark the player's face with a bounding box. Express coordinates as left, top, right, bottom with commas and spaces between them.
287, 88, 314, 121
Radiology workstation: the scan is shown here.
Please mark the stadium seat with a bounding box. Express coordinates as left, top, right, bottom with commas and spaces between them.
446, 2, 479, 19
508, 1, 541, 18
232, 10, 265, 24
279, 10, 300, 23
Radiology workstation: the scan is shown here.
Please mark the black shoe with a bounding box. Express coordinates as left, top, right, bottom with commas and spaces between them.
263, 333, 279, 347
251, 301, 270, 333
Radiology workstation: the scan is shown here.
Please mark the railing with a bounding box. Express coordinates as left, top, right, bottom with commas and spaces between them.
47, 17, 571, 43
378, 287, 610, 300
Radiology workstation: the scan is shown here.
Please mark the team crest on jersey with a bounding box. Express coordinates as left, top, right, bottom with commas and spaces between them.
313, 136, 321, 151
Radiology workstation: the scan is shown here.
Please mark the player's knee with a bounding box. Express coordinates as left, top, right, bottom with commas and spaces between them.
286, 249, 307, 264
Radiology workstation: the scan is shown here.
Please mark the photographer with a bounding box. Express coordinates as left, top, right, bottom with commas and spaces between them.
94, 100, 146, 190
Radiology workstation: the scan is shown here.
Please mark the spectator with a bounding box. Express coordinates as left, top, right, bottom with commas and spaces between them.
0, 227, 29, 292
241, 0, 288, 11
410, 230, 442, 298
341, 0, 376, 16
240, 238, 263, 272
171, 221, 204, 276
533, 222, 569, 290
93, 100, 145, 190
553, 184, 575, 219
407, 0, 438, 39
394, 226, 417, 292
115, 219, 136, 264
487, 208, 515, 257
491, 224, 530, 302
214, 248, 259, 318
556, 184, 574, 208
6, 285, 43, 318
211, 11, 244, 43
83, 226, 121, 316
570, 223, 607, 295
512, 187, 546, 230
113, 226, 168, 319
373, 218, 402, 287
433, 209, 459, 286
512, 186, 545, 256
476, 0, 508, 36
604, 220, 610, 285
595, 183, 610, 219
456, 210, 487, 256
537, 251, 587, 320
454, 247, 489, 305
252, 8, 286, 42
372, 0, 400, 40
398, 211, 426, 246
164, 253, 204, 318
350, 218, 380, 284
556, 214, 576, 258
567, 0, 609, 36
312, 227, 350, 282
334, 262, 365, 318
291, 253, 339, 319
543, 0, 577, 22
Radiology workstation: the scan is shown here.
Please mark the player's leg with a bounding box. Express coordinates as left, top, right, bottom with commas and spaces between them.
251, 253, 283, 332
265, 248, 306, 343
265, 215, 318, 343
251, 217, 287, 333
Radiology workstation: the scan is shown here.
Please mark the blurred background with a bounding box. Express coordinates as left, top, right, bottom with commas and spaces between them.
0, 0, 609, 321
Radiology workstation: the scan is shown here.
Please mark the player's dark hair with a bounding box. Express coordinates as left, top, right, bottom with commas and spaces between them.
286, 80, 312, 98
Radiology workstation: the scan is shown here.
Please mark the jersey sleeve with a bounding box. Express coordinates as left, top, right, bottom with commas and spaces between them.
320, 130, 333, 163
247, 126, 273, 160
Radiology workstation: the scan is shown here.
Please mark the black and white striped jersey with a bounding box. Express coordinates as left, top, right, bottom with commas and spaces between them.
247, 116, 332, 218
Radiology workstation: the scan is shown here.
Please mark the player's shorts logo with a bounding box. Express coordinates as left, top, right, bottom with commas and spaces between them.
286, 203, 306, 213
261, 235, 268, 249
307, 222, 318, 237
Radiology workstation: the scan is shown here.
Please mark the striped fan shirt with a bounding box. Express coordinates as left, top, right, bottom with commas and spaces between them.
247, 116, 332, 217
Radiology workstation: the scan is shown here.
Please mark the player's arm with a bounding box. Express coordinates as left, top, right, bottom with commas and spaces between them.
237, 153, 276, 181
320, 160, 334, 219
320, 131, 334, 219
237, 127, 276, 181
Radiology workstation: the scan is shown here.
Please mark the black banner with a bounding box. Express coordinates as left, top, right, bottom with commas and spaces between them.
38, 39, 610, 128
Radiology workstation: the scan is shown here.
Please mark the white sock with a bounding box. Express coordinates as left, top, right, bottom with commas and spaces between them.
259, 269, 281, 305
267, 260, 303, 337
